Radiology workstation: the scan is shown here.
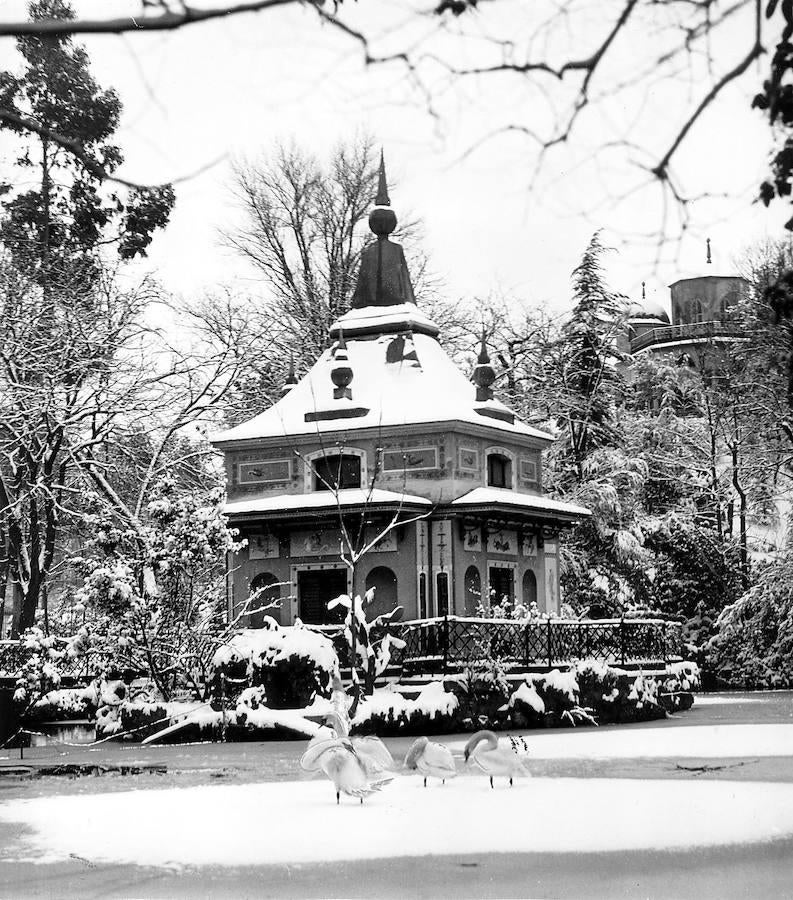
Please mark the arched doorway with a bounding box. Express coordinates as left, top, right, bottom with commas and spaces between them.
248, 572, 281, 627
522, 569, 539, 611
464, 565, 481, 615
365, 566, 398, 621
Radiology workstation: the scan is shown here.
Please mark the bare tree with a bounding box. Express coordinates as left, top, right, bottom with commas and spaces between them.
0, 1, 784, 241
0, 253, 273, 635
221, 138, 439, 420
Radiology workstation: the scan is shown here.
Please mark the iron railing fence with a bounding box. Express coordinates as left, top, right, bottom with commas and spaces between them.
392, 616, 681, 674
630, 320, 745, 354
0, 617, 682, 681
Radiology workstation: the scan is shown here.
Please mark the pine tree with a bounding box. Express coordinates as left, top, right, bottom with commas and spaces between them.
557, 232, 627, 479
0, 0, 173, 288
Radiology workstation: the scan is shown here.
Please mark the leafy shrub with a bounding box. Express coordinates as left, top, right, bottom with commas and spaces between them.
26, 688, 96, 723
508, 660, 666, 727
708, 553, 793, 687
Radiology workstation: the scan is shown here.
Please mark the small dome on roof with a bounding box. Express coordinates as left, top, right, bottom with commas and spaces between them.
627, 296, 670, 324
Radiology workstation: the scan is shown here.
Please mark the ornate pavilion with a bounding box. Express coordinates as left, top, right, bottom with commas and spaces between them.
624, 241, 748, 368
211, 158, 590, 628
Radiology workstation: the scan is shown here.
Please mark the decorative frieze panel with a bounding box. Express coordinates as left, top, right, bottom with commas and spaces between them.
458, 447, 479, 472
290, 526, 396, 558
486, 528, 517, 555
382, 446, 439, 472
248, 533, 279, 559
521, 533, 538, 557
238, 458, 291, 485
462, 524, 482, 552
518, 456, 539, 486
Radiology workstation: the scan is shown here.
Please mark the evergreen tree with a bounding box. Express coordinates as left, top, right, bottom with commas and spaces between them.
0, 0, 173, 288
557, 232, 627, 480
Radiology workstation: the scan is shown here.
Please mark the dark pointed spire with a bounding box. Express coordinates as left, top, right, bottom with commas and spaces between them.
375, 149, 390, 206
369, 150, 397, 238
472, 326, 496, 402
280, 353, 298, 398
706, 237, 712, 265
350, 151, 414, 309
641, 281, 646, 301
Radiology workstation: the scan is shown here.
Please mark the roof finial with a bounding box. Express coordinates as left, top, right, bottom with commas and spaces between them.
369, 150, 397, 238
331, 329, 353, 400
472, 326, 496, 402
375, 149, 390, 206
280, 352, 298, 397
706, 237, 712, 265
641, 281, 646, 301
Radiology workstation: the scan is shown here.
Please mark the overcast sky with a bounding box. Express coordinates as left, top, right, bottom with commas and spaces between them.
2, 0, 789, 319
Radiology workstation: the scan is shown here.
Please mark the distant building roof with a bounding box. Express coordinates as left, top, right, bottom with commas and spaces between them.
627, 298, 670, 324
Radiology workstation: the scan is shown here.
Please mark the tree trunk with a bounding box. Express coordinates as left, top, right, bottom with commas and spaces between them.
731, 443, 749, 584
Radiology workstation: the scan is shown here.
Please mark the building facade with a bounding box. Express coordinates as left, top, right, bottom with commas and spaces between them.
626, 272, 748, 368
211, 160, 589, 627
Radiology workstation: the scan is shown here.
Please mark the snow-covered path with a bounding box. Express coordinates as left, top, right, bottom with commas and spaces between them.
447, 722, 793, 760
2, 773, 793, 868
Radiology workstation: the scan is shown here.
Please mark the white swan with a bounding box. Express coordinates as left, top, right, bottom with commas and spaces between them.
300, 705, 395, 804
300, 736, 393, 804
403, 736, 457, 787
463, 730, 530, 788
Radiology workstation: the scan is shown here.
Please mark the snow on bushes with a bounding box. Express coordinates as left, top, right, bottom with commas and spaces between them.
352, 681, 459, 736
210, 623, 339, 709
509, 660, 667, 728
27, 687, 96, 723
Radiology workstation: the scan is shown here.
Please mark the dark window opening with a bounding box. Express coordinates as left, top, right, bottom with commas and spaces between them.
313, 454, 361, 491
464, 565, 481, 616
436, 571, 450, 616
487, 453, 511, 488
522, 569, 538, 608
489, 566, 514, 607
419, 572, 428, 619
248, 572, 280, 628
298, 569, 347, 625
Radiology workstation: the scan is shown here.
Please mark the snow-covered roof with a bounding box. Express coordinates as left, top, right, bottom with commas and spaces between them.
212, 322, 552, 446
450, 487, 590, 519
329, 302, 439, 339
225, 487, 431, 518
627, 298, 670, 324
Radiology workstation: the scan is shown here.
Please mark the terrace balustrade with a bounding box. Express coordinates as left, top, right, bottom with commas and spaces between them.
630, 320, 745, 354
0, 616, 682, 683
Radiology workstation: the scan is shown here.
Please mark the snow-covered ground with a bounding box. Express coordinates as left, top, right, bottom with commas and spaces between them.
3, 775, 793, 868
1, 715, 793, 870
446, 723, 793, 760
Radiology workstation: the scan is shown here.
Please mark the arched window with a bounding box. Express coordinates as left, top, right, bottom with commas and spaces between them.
313, 453, 362, 491
686, 297, 703, 324
365, 566, 398, 621
487, 453, 512, 489
464, 565, 481, 615
719, 290, 740, 321
522, 570, 538, 610
248, 572, 281, 628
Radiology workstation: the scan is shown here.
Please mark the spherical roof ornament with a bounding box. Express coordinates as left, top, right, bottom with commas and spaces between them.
472, 327, 496, 402
331, 330, 354, 400
369, 150, 397, 238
